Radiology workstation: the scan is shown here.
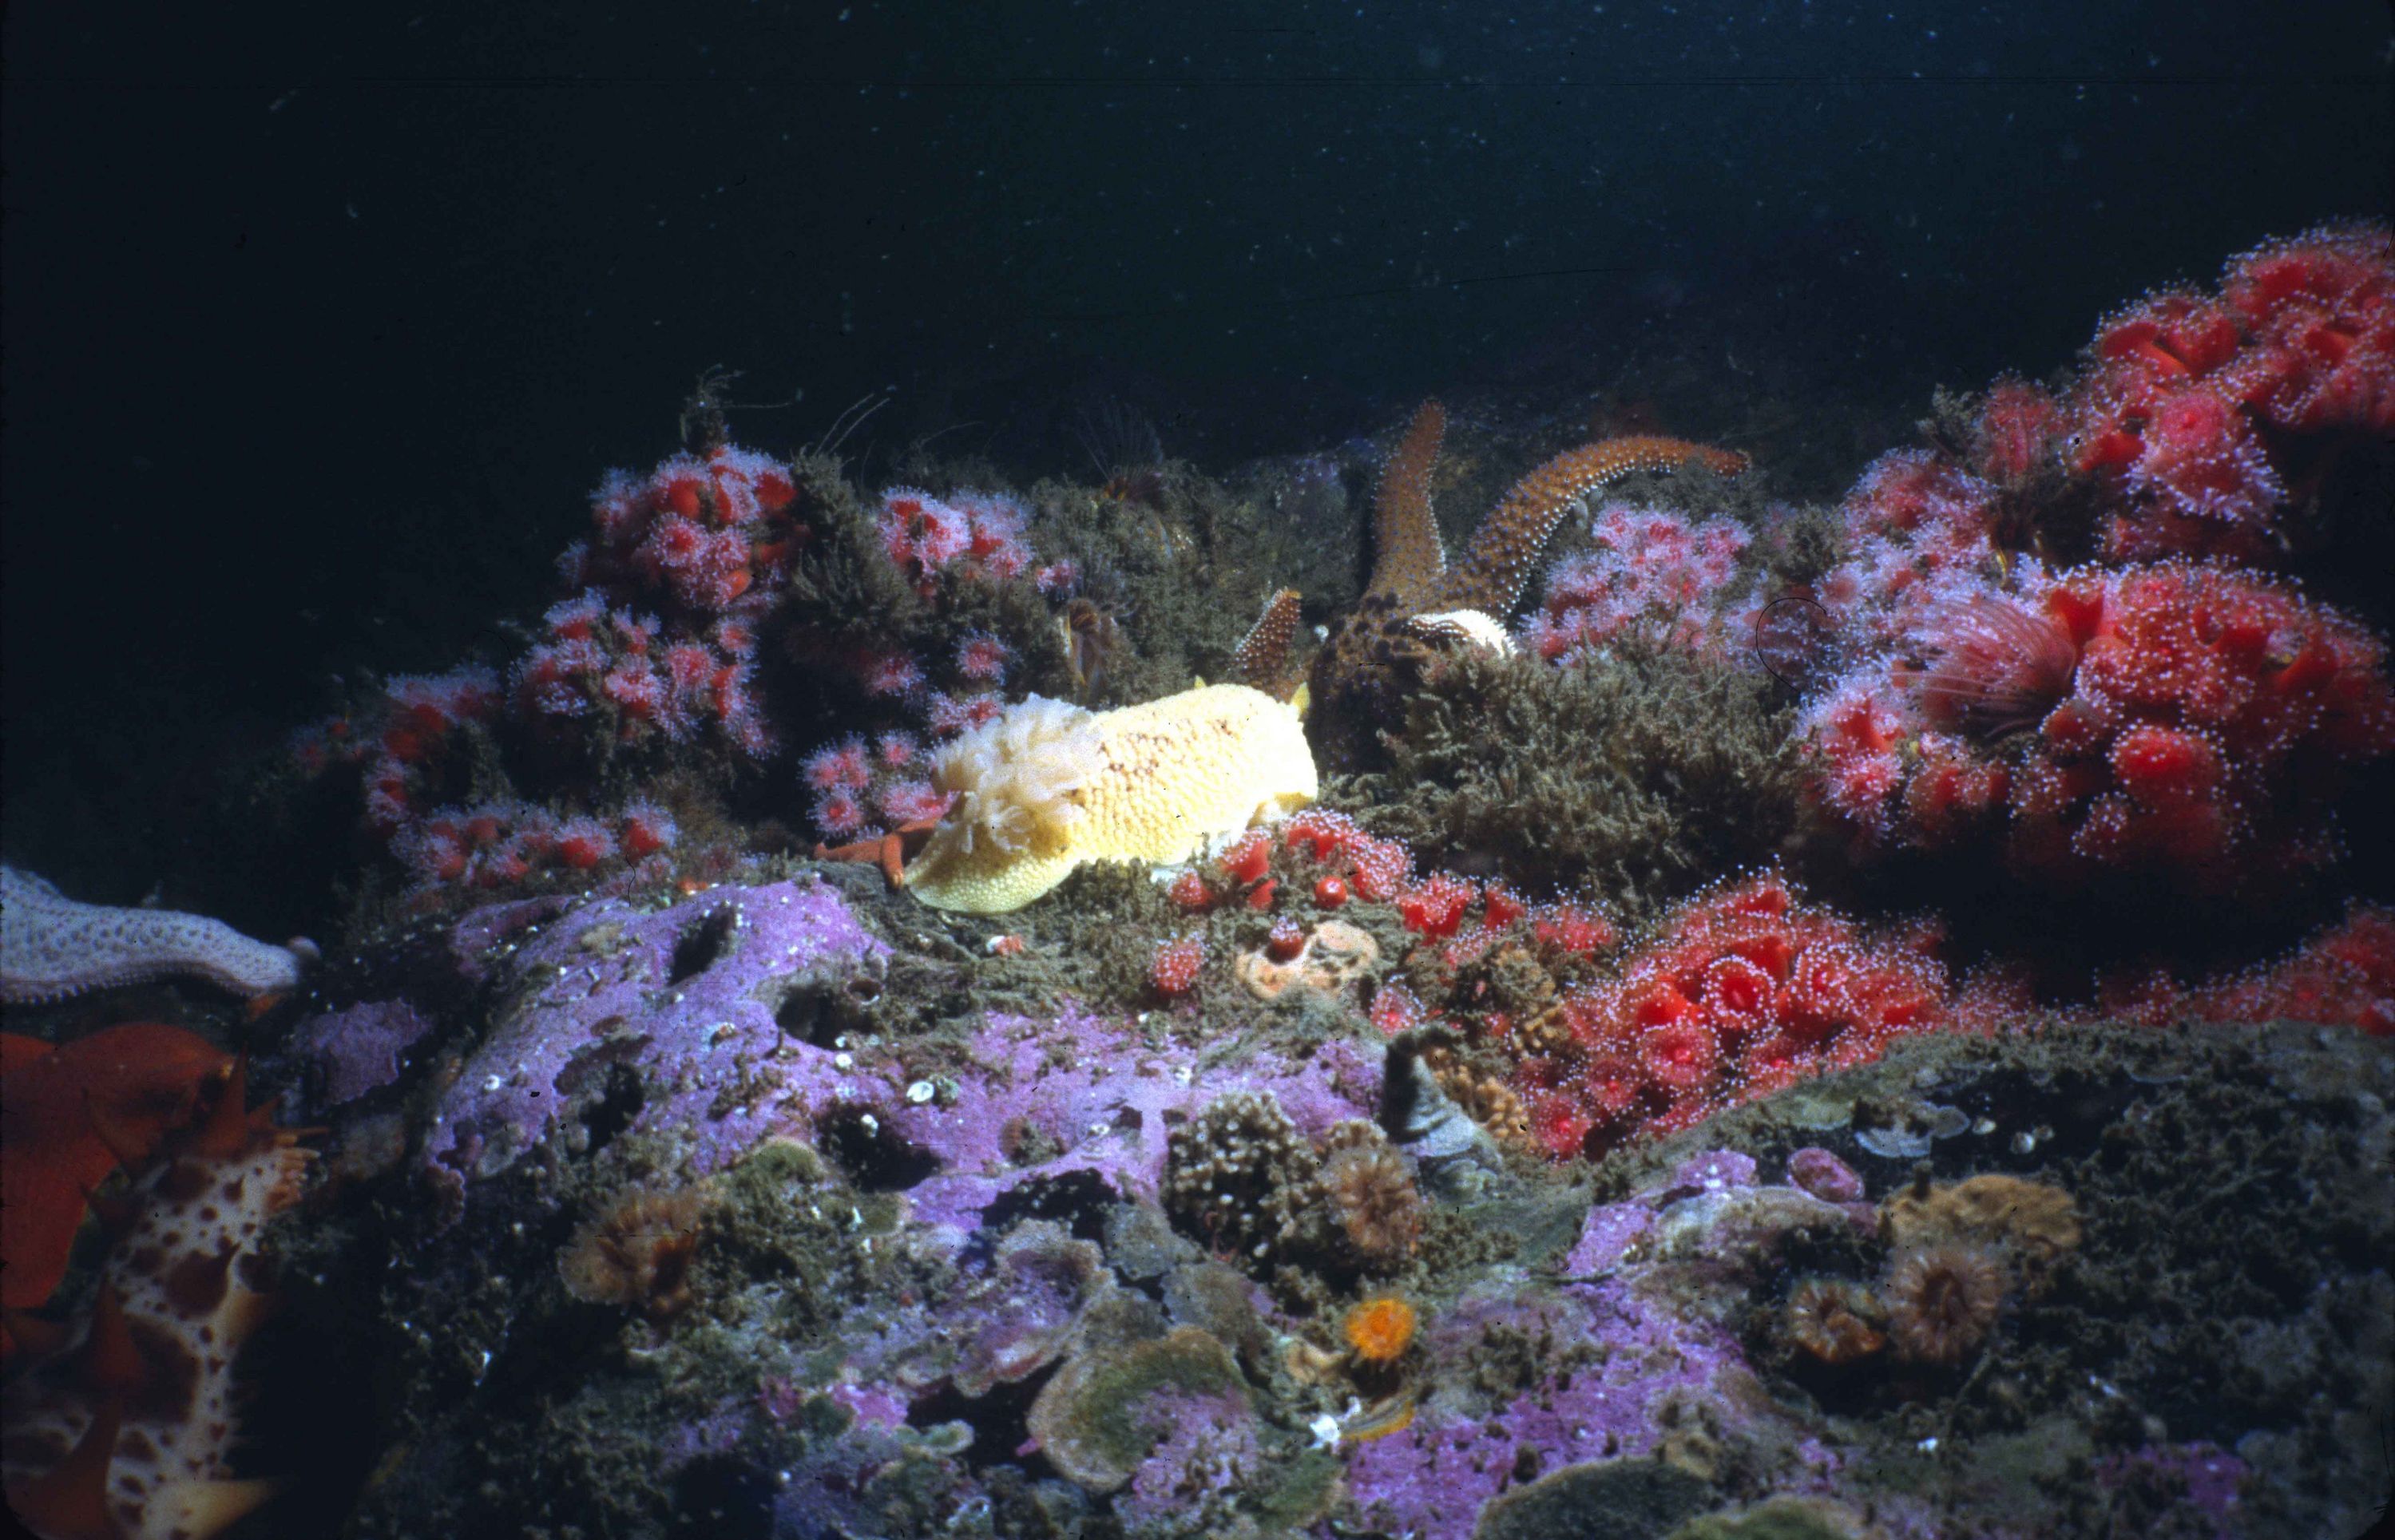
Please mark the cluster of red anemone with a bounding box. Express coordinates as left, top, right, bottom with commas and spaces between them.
569, 443, 805, 613
2104, 901, 2395, 1036
1794, 229, 2395, 889
293, 441, 811, 896
874, 487, 1035, 595
787, 488, 1053, 842
1802, 560, 2395, 889
2072, 224, 2393, 562
513, 442, 799, 762
801, 731, 950, 842
1508, 873, 1958, 1159
1277, 809, 1414, 903
389, 798, 677, 891
289, 664, 503, 833
511, 588, 773, 758
1521, 505, 1753, 663
1149, 933, 1207, 996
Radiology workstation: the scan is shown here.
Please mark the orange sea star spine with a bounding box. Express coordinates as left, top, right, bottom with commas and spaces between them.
1435, 435, 1750, 614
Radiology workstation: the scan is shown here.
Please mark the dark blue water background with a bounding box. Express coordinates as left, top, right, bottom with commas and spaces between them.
3, 1, 2387, 913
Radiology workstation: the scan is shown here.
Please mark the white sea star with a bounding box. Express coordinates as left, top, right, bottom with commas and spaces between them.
0, 864, 315, 1004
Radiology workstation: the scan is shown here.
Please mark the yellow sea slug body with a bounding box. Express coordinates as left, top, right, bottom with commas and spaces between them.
902, 683, 1318, 913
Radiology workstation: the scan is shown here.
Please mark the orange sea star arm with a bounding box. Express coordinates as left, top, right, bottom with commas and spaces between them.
1366, 401, 1449, 606
1433, 434, 1748, 615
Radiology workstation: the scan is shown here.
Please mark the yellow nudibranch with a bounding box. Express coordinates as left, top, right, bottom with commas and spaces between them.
901, 683, 1318, 913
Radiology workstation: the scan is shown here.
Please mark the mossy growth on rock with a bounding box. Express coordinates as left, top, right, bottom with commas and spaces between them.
1663, 1496, 1882, 1540
1037, 858, 1187, 1000
1613, 1016, 2393, 1540
1351, 643, 1803, 914
1764, 505, 1844, 588
1021, 469, 1287, 707
1473, 1456, 1715, 1540
774, 451, 1079, 706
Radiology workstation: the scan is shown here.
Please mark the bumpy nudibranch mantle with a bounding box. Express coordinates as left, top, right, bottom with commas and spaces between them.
901, 683, 1319, 913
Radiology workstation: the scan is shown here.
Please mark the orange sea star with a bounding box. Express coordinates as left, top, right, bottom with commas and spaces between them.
1298, 402, 1748, 770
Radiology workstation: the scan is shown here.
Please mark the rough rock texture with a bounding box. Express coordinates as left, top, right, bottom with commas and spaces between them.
886, 1008, 1382, 1238
294, 999, 438, 1105
255, 861, 2393, 1540
419, 876, 889, 1194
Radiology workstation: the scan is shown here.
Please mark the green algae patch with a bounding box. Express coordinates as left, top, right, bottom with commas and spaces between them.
1665, 1495, 1882, 1540
1255, 1447, 1344, 1530
1473, 1457, 1714, 1540
1025, 1327, 1247, 1491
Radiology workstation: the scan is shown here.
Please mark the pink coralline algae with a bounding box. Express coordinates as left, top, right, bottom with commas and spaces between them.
1340, 1312, 1699, 1540
1342, 1154, 1853, 1540
294, 998, 438, 1105
339, 875, 1378, 1226
1786, 1146, 1868, 1205
0, 863, 312, 1004
411, 877, 890, 1194
880, 1007, 1381, 1238
2096, 1443, 2248, 1540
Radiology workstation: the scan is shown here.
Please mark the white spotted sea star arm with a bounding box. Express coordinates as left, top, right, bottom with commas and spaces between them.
0, 864, 315, 1004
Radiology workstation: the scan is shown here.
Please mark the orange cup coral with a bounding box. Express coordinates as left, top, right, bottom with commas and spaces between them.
1342, 1297, 1418, 1364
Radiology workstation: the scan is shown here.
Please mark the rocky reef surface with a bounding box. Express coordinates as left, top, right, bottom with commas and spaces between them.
225, 870, 2386, 1540
6, 224, 2392, 1540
